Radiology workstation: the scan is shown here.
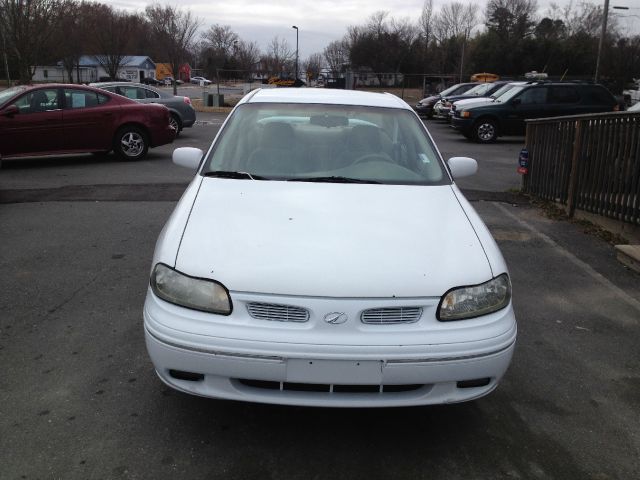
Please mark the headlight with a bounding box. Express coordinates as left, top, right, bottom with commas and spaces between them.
438, 274, 511, 321
150, 263, 232, 315
461, 111, 471, 118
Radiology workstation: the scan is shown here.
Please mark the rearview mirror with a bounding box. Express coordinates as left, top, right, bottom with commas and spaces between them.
1, 105, 19, 117
447, 157, 478, 179
173, 147, 203, 170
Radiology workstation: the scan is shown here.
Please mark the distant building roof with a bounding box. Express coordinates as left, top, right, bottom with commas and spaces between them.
72, 55, 156, 68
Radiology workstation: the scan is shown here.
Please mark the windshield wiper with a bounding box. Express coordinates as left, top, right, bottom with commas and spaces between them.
288, 176, 381, 184
203, 170, 267, 180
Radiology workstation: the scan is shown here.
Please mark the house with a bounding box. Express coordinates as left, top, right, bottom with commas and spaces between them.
156, 63, 191, 82
32, 55, 157, 83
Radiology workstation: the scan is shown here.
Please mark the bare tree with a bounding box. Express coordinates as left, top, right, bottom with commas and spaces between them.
304, 53, 324, 82
89, 5, 135, 81
145, 3, 201, 94
57, 0, 95, 83
420, 0, 435, 44
202, 24, 239, 58
234, 40, 261, 79
433, 2, 478, 43
0, 0, 68, 82
263, 36, 294, 77
323, 39, 349, 77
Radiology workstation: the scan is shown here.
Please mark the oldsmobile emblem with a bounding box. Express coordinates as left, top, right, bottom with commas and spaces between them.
324, 312, 348, 324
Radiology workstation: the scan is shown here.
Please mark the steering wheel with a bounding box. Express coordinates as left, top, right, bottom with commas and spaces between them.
352, 153, 394, 165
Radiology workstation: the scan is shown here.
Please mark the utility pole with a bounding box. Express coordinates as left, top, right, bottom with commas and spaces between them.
594, 0, 610, 82
292, 25, 299, 80
0, 27, 11, 87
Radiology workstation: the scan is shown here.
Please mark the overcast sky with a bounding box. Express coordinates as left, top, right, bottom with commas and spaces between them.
108, 0, 639, 59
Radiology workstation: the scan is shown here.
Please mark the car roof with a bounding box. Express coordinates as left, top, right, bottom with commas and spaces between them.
241, 88, 411, 110
91, 82, 151, 88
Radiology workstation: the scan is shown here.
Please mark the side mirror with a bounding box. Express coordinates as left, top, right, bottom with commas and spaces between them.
173, 147, 203, 170
1, 104, 19, 117
447, 156, 478, 179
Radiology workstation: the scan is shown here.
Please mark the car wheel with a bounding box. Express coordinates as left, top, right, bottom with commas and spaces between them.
114, 126, 148, 160
473, 119, 498, 143
169, 114, 182, 137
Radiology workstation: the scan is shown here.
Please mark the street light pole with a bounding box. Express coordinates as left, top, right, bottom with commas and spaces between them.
292, 25, 299, 80
594, 0, 610, 82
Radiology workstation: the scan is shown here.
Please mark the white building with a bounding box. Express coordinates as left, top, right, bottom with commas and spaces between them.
32, 55, 157, 83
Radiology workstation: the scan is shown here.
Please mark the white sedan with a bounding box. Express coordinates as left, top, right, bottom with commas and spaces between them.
190, 76, 212, 85
143, 88, 517, 407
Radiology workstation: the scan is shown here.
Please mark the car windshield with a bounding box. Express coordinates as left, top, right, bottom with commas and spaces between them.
439, 84, 466, 96
464, 83, 492, 96
202, 103, 449, 186
474, 83, 496, 95
490, 84, 516, 99
0, 86, 27, 107
498, 85, 527, 102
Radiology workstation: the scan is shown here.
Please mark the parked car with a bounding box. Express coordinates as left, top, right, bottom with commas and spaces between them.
162, 77, 183, 86
414, 82, 477, 119
0, 84, 175, 160
433, 81, 510, 120
452, 81, 619, 143
143, 88, 517, 407
449, 82, 528, 120
190, 76, 212, 85
628, 102, 640, 112
91, 82, 196, 135
142, 77, 163, 86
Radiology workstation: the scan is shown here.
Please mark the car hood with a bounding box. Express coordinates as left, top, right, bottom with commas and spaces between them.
418, 95, 440, 105
175, 179, 493, 298
455, 97, 497, 108
444, 94, 481, 102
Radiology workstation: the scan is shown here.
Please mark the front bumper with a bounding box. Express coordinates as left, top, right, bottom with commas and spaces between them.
143, 290, 517, 407
414, 104, 434, 117
451, 116, 475, 135
150, 124, 176, 147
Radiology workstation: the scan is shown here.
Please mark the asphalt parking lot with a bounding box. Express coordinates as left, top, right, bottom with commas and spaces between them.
1, 114, 639, 479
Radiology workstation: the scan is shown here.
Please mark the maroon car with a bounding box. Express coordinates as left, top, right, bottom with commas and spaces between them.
0, 83, 175, 160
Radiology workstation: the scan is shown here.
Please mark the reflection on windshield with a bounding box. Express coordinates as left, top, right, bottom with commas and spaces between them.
498, 86, 526, 102
0, 86, 26, 106
202, 103, 451, 186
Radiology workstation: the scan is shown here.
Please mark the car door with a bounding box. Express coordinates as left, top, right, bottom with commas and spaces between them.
61, 88, 116, 152
0, 88, 63, 157
504, 86, 550, 135
547, 86, 582, 117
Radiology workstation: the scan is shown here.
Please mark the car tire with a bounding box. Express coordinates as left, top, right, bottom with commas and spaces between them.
169, 113, 182, 137
113, 126, 149, 160
473, 118, 498, 143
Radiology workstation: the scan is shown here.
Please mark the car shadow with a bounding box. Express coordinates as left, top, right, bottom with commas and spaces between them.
0, 151, 170, 170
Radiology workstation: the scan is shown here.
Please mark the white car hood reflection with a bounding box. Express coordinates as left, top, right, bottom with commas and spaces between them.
175, 178, 492, 298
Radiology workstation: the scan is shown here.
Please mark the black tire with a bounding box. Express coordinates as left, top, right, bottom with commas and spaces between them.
473, 118, 498, 143
169, 113, 182, 137
113, 126, 149, 160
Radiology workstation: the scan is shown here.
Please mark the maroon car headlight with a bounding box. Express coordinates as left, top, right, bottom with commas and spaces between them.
150, 263, 232, 315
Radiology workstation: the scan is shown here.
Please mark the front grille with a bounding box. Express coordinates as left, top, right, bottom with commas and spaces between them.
361, 307, 423, 324
237, 379, 424, 393
247, 302, 309, 322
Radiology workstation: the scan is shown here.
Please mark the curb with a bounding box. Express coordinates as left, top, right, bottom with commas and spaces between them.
615, 245, 640, 273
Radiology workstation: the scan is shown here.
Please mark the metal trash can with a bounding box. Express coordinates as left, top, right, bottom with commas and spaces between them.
203, 93, 224, 107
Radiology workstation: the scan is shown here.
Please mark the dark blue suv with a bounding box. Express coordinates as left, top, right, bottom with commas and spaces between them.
451, 82, 619, 143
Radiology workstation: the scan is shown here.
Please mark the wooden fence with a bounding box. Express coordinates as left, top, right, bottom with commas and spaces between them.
524, 111, 640, 225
